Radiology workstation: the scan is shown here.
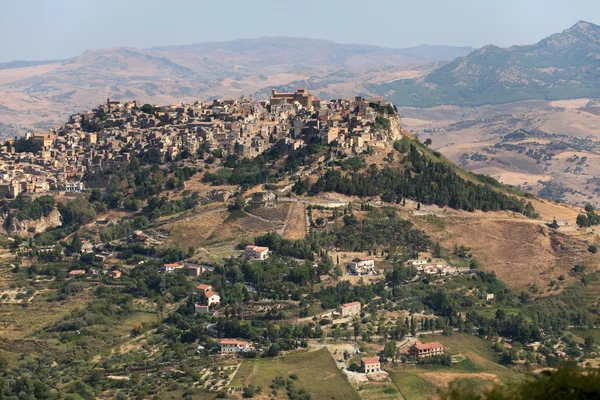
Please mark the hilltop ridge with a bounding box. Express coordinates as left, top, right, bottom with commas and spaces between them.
373, 21, 600, 107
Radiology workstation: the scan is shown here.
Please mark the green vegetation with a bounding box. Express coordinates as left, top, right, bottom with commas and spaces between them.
373, 22, 600, 107
1, 195, 55, 221
299, 144, 536, 216
390, 370, 439, 400
230, 348, 359, 400
440, 364, 600, 400
12, 137, 42, 153
577, 204, 600, 227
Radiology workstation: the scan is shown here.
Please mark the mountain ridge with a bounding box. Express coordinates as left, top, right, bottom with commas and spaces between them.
372, 20, 600, 107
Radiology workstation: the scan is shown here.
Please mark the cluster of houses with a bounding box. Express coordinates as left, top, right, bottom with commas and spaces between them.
407, 259, 473, 276
219, 339, 254, 354
195, 283, 221, 314
0, 90, 399, 198
357, 341, 445, 375
68, 268, 121, 279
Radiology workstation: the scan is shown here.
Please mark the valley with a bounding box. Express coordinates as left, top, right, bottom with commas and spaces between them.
407, 98, 600, 207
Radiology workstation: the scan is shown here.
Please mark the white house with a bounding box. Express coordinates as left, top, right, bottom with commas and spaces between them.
348, 257, 376, 275
407, 259, 428, 267
243, 245, 270, 260
205, 290, 221, 306
337, 301, 361, 317
162, 263, 184, 273
220, 339, 254, 354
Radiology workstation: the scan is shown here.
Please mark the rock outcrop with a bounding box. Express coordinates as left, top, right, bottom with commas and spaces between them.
3, 209, 62, 236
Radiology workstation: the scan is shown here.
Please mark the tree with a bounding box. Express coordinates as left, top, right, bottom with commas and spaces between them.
0, 353, 8, 371
384, 340, 397, 360
354, 323, 361, 340
231, 194, 246, 211
424, 138, 433, 148
140, 104, 154, 114
584, 336, 595, 351
71, 231, 82, 254
433, 242, 442, 258
588, 244, 598, 254
440, 364, 600, 400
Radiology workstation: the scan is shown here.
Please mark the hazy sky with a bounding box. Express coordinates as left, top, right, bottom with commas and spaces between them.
1, 0, 599, 62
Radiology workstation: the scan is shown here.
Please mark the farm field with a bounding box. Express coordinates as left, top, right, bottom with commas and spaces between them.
385, 334, 522, 399
230, 348, 359, 400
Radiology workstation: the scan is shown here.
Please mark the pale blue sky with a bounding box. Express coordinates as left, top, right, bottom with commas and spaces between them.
1, 0, 599, 62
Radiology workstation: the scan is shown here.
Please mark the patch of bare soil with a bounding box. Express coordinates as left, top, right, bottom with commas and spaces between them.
283, 202, 307, 240
417, 209, 597, 294
420, 371, 501, 388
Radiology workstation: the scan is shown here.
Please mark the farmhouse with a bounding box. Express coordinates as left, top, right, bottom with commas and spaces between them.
361, 357, 381, 374
162, 263, 184, 273
407, 259, 428, 267
68, 269, 86, 278
337, 301, 361, 317
408, 341, 444, 358
348, 257, 376, 275
196, 283, 212, 294
243, 245, 270, 260
220, 339, 254, 354
108, 270, 121, 280
205, 290, 221, 306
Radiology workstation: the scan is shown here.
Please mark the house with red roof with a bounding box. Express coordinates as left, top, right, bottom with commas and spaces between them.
68, 269, 86, 278
337, 301, 361, 317
243, 245, 270, 260
196, 283, 212, 294
220, 339, 254, 354
408, 341, 444, 358
361, 357, 381, 373
204, 290, 221, 306
162, 263, 183, 273
348, 257, 376, 275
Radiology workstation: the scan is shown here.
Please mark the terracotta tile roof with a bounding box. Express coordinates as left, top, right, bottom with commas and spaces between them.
196, 284, 211, 291
340, 301, 361, 308
414, 342, 443, 350
221, 339, 250, 346
361, 357, 379, 364
205, 290, 219, 298
69, 269, 85, 275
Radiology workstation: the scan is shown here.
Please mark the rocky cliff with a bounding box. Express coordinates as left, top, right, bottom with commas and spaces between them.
3, 209, 62, 236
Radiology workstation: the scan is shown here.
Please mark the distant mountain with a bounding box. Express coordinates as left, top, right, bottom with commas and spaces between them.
372, 21, 600, 107
147, 37, 475, 72
0, 59, 59, 70
0, 37, 473, 137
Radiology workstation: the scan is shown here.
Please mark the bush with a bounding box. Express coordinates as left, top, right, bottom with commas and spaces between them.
588, 244, 598, 254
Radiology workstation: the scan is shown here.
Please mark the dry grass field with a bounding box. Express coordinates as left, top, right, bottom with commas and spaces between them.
405, 199, 600, 294
282, 202, 307, 240
0, 288, 93, 340
230, 348, 359, 400
404, 99, 600, 207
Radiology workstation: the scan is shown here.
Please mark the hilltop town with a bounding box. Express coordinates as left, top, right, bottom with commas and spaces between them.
0, 88, 399, 198
1, 88, 599, 399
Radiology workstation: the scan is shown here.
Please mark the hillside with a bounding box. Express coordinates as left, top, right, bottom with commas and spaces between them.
373, 21, 600, 107
1, 99, 600, 398
0, 38, 473, 137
